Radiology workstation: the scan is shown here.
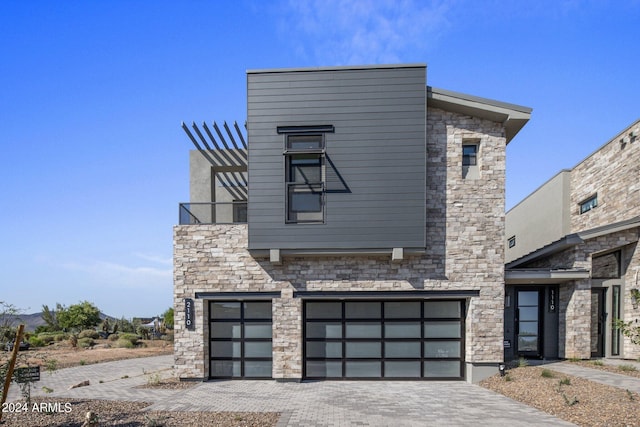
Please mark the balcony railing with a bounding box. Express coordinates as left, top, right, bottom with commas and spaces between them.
179, 202, 247, 225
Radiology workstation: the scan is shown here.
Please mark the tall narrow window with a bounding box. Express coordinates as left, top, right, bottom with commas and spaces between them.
462, 142, 479, 179
462, 144, 477, 166
285, 134, 325, 223
611, 285, 621, 356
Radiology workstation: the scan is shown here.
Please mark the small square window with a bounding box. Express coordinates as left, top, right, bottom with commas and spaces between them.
233, 201, 247, 223
508, 236, 516, 248
579, 194, 598, 214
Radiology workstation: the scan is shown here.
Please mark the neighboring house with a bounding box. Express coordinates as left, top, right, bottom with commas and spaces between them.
505, 119, 640, 362
174, 64, 531, 383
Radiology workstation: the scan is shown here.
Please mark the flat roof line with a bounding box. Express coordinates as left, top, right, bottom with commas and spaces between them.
247, 63, 426, 74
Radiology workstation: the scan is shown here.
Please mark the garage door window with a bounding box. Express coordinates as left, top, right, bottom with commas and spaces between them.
304, 300, 464, 380
209, 301, 272, 379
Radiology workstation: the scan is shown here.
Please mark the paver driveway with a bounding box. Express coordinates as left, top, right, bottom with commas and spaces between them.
6, 355, 576, 426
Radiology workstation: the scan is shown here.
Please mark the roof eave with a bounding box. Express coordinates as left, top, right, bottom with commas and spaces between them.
505, 269, 590, 285
427, 86, 532, 144
507, 216, 640, 269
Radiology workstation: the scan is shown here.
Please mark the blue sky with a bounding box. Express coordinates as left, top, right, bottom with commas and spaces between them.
1, 0, 639, 318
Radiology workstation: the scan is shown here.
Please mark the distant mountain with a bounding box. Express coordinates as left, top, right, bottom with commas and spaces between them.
6, 312, 46, 332
7, 312, 113, 332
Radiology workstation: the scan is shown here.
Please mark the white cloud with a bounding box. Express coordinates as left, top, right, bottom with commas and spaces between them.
59, 259, 172, 289
283, 0, 452, 64
133, 252, 173, 266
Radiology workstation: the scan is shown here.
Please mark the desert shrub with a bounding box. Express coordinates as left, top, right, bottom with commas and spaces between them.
108, 333, 120, 342
115, 338, 135, 349
36, 335, 55, 345
540, 369, 554, 378
53, 333, 68, 342
28, 336, 46, 347
162, 331, 174, 342
119, 333, 139, 344
137, 326, 151, 340
78, 329, 99, 339
77, 337, 94, 348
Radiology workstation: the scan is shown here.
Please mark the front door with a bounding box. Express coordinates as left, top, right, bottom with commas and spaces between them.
591, 288, 606, 358
516, 289, 542, 358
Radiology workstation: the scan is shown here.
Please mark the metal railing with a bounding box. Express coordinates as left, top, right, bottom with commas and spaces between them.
179, 202, 247, 225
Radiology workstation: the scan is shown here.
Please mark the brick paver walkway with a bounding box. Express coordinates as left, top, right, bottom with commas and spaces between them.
4, 354, 580, 426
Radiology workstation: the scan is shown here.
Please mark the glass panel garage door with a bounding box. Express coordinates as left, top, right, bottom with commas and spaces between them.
304, 300, 464, 379
209, 301, 272, 379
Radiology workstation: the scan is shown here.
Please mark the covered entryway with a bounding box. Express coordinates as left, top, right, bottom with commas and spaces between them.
303, 300, 464, 380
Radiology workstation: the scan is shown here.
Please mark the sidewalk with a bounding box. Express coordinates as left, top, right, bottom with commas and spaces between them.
5, 355, 174, 402
544, 358, 640, 394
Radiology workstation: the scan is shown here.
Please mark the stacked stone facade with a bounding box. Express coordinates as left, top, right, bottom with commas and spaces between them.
174, 108, 509, 382
512, 120, 640, 359
570, 121, 640, 231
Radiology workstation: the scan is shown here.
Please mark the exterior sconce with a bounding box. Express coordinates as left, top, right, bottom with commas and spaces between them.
499, 363, 506, 377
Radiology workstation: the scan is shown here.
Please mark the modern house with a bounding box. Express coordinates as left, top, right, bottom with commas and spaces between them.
505, 119, 640, 362
174, 64, 532, 383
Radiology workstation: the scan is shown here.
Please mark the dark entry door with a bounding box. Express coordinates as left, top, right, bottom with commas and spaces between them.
516, 289, 542, 358
591, 288, 606, 358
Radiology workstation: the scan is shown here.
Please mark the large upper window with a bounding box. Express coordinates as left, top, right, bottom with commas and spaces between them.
285, 134, 325, 223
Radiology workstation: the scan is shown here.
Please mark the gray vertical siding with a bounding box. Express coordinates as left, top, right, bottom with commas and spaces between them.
247, 65, 426, 251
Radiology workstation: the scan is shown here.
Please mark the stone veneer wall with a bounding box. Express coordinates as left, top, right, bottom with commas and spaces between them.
570, 121, 640, 232
622, 240, 640, 360
523, 229, 639, 358
568, 120, 640, 359
173, 108, 508, 381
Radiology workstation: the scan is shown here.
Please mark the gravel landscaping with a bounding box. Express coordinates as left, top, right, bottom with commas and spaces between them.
480, 365, 640, 427
0, 397, 280, 426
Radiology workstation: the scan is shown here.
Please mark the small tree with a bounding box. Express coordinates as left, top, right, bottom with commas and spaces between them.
162, 307, 174, 330
101, 317, 111, 333
615, 319, 640, 346
56, 301, 101, 331
0, 301, 22, 343
40, 304, 61, 331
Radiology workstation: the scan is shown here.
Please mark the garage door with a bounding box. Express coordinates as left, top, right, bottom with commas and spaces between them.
209, 301, 272, 379
303, 300, 464, 379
